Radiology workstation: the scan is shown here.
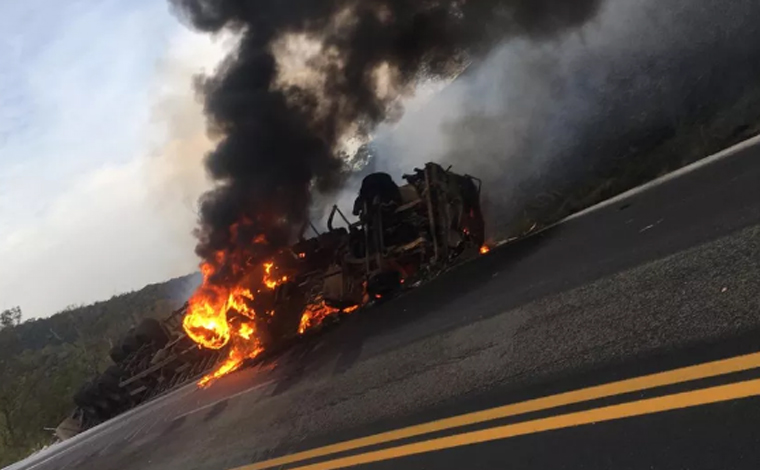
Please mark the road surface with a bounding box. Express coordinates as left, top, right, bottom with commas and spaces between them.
8, 136, 760, 470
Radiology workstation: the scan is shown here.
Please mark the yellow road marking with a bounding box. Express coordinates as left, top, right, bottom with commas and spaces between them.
237, 352, 760, 470
291, 378, 760, 470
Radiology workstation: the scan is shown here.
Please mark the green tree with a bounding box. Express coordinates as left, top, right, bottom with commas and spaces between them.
0, 273, 197, 466
0, 307, 22, 330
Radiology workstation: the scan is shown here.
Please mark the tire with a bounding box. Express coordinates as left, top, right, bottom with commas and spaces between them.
73, 384, 94, 410
74, 382, 114, 420
97, 373, 120, 390
367, 270, 402, 299
95, 372, 129, 408
98, 365, 125, 390
109, 344, 128, 363
103, 364, 125, 379
120, 333, 142, 354
264, 282, 307, 347
135, 318, 169, 347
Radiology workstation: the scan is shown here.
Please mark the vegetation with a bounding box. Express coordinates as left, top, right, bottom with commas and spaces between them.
496, 83, 760, 237
0, 274, 199, 466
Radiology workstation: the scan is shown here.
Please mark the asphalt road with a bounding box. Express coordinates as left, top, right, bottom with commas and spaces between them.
8, 136, 760, 470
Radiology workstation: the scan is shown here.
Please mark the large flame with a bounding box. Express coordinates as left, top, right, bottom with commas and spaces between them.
182, 261, 257, 351
182, 263, 233, 349
183, 252, 353, 387
197, 321, 263, 388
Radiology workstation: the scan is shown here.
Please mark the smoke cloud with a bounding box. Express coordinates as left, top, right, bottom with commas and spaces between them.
169, 0, 603, 283
370, 0, 760, 236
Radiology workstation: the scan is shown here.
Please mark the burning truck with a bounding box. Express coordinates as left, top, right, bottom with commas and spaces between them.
57, 162, 485, 440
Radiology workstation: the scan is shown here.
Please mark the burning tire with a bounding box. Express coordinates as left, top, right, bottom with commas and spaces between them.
259, 281, 307, 347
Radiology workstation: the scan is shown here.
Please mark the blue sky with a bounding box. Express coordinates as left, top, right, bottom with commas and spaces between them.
1, 0, 176, 228
0, 0, 224, 318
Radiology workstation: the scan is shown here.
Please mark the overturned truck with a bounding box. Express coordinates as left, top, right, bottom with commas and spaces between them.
322, 161, 484, 306
58, 162, 485, 439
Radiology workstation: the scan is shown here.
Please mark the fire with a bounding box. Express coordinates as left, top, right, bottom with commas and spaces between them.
263, 261, 288, 289
198, 356, 242, 388
227, 286, 256, 318
198, 343, 263, 388
479, 245, 490, 254
298, 301, 340, 334
184, 253, 359, 386
198, 321, 263, 388
183, 256, 305, 386
182, 276, 256, 350
297, 300, 359, 334
238, 322, 254, 340
182, 264, 232, 350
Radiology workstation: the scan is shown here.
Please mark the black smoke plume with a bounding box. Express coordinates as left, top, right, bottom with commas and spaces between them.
169, 0, 602, 282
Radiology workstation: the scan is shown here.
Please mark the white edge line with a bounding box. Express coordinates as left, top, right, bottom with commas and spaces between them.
558, 133, 760, 224
490, 132, 760, 247
172, 379, 275, 421
11, 383, 198, 470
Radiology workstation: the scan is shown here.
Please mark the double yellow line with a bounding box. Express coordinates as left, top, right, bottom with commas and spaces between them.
235, 352, 760, 470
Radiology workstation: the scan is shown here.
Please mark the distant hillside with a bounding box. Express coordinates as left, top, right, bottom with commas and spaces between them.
493, 85, 760, 238
0, 273, 200, 466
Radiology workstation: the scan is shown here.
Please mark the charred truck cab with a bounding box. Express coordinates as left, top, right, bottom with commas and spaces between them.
322, 162, 484, 307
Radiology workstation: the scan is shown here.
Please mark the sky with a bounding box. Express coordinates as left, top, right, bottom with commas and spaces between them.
0, 0, 228, 318
2, 0, 756, 319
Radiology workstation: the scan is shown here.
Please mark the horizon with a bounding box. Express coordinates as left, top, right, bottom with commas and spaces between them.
0, 0, 227, 319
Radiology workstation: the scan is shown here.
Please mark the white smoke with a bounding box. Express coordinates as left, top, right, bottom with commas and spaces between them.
367, 0, 760, 236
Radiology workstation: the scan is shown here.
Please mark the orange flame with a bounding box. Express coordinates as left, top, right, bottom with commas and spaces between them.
198, 356, 242, 388
182, 274, 256, 350
263, 261, 288, 289
182, 263, 232, 350
198, 321, 263, 388
297, 301, 349, 334
184, 257, 296, 386
184, 255, 359, 386
479, 245, 490, 254
227, 287, 256, 318
238, 322, 254, 340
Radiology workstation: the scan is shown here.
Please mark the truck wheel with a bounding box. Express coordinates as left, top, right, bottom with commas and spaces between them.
121, 333, 142, 354
367, 271, 402, 299
103, 364, 125, 380
135, 318, 169, 347
109, 344, 128, 363
264, 282, 307, 347
73, 384, 94, 410
75, 382, 114, 420
98, 366, 127, 391
95, 372, 129, 408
